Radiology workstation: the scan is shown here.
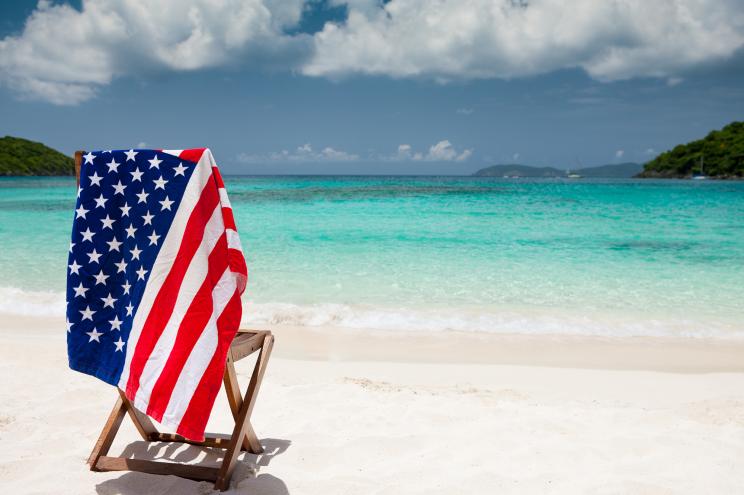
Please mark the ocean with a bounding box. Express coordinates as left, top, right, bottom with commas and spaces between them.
1, 176, 743, 338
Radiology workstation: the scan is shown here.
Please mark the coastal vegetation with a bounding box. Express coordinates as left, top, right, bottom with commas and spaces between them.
638, 121, 744, 179
0, 136, 74, 176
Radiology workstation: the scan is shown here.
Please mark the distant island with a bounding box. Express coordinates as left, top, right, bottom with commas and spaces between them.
0, 136, 73, 176
473, 162, 642, 178
638, 121, 743, 179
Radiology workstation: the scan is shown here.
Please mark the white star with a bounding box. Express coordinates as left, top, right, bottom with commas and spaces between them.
159, 196, 174, 211
109, 315, 123, 331
101, 293, 117, 308
103, 149, 112, 154
94, 194, 108, 209
89, 171, 103, 186
120, 202, 131, 217
122, 281, 132, 295
73, 282, 88, 298
142, 210, 154, 226
148, 155, 162, 169
130, 245, 142, 260
83, 152, 96, 164
125, 224, 137, 238
77, 185, 82, 198
66, 317, 73, 333
148, 231, 160, 246
136, 189, 149, 204
94, 270, 109, 285
153, 176, 168, 190
69, 241, 75, 253
125, 302, 134, 316
136, 266, 148, 280
125, 149, 138, 161
81, 227, 95, 242
106, 237, 122, 252
114, 259, 128, 273
112, 180, 126, 195
100, 214, 115, 229
68, 260, 82, 275
79, 305, 95, 321
87, 248, 102, 264
114, 336, 125, 352
130, 167, 144, 182
87, 328, 103, 343
173, 162, 187, 176
106, 158, 120, 173
75, 205, 89, 219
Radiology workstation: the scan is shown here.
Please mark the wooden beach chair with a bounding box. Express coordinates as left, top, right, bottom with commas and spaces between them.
74, 151, 275, 491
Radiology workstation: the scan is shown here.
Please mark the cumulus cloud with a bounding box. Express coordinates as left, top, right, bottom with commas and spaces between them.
237, 143, 359, 162
0, 0, 306, 104
2, 0, 743, 104
239, 140, 472, 163
304, 0, 744, 82
392, 140, 472, 162
615, 149, 625, 158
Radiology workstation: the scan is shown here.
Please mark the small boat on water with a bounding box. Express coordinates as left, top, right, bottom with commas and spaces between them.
566, 168, 582, 179
692, 155, 708, 180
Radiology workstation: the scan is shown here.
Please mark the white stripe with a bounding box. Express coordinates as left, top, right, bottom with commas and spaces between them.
226, 229, 243, 252
218, 187, 231, 208
118, 150, 217, 390
158, 268, 237, 430
161, 149, 184, 157
131, 205, 225, 412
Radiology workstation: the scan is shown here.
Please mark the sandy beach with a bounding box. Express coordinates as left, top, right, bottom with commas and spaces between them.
2, 314, 744, 494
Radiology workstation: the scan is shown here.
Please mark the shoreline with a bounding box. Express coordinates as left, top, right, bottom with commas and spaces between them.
6, 313, 744, 373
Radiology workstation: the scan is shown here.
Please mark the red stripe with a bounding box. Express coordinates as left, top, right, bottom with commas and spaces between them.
124, 180, 220, 399
212, 166, 225, 188
222, 206, 237, 231
176, 289, 243, 440
179, 148, 206, 164
145, 233, 229, 421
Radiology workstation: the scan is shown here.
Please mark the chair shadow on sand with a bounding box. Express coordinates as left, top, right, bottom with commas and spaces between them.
95, 438, 291, 494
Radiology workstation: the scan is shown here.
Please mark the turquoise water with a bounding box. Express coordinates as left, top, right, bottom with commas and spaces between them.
1, 176, 743, 337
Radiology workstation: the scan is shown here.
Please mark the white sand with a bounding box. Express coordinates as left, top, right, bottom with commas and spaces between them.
2, 315, 744, 494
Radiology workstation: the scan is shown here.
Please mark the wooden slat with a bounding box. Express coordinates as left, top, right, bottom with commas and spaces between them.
74, 151, 82, 186
149, 432, 234, 449
95, 456, 219, 482
230, 332, 267, 362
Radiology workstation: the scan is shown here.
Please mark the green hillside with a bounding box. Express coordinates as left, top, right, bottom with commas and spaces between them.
0, 136, 74, 176
639, 122, 744, 178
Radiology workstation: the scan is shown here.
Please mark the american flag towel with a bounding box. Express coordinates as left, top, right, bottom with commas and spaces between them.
66, 148, 247, 441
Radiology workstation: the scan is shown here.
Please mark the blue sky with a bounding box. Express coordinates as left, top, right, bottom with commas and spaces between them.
1, 0, 743, 174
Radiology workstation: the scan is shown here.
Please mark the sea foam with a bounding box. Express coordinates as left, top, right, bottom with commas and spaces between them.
4, 286, 740, 340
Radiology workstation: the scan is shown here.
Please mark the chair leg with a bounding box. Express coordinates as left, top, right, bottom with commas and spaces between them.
88, 397, 127, 469
214, 335, 274, 491
223, 354, 257, 453
118, 388, 159, 441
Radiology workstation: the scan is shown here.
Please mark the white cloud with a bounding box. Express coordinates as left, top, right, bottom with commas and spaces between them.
391, 140, 472, 162
239, 139, 472, 163
456, 107, 474, 115
2, 0, 743, 104
615, 149, 625, 158
304, 0, 744, 82
237, 143, 359, 162
645, 148, 656, 155
0, 0, 305, 104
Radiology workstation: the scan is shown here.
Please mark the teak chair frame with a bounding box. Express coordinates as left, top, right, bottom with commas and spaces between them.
74, 151, 274, 491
